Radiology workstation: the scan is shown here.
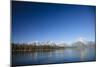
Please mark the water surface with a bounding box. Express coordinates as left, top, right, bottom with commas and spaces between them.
12, 47, 96, 66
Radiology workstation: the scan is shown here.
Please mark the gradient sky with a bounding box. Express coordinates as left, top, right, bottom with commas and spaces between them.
12, 1, 96, 44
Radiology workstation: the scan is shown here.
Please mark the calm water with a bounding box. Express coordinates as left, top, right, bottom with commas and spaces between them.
12, 47, 96, 66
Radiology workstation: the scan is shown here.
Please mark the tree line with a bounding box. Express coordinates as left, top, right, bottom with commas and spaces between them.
12, 43, 66, 52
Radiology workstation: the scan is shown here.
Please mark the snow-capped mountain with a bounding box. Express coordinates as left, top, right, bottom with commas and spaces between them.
71, 39, 95, 48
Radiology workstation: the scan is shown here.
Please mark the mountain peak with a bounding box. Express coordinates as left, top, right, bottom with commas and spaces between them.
75, 37, 87, 44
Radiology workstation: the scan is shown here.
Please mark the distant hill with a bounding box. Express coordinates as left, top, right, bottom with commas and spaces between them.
71, 40, 95, 48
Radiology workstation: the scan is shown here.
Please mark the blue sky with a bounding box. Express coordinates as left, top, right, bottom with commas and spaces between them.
12, 1, 96, 44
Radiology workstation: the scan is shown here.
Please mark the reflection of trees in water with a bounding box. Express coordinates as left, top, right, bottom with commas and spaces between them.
54, 49, 65, 58
12, 47, 95, 66
12, 48, 66, 63
12, 45, 95, 62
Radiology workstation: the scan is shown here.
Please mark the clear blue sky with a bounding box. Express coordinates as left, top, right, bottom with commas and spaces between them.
12, 1, 96, 43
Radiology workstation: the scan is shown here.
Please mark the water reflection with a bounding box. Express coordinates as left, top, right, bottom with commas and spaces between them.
12, 47, 96, 66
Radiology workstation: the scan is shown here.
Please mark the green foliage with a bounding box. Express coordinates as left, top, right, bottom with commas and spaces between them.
12, 43, 65, 52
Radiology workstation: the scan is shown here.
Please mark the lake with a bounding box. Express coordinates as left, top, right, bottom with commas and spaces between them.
12, 47, 96, 66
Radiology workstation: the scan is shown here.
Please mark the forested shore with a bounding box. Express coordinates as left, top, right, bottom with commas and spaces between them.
12, 43, 66, 52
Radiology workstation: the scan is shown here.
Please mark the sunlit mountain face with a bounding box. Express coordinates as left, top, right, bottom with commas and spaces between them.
71, 39, 95, 48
